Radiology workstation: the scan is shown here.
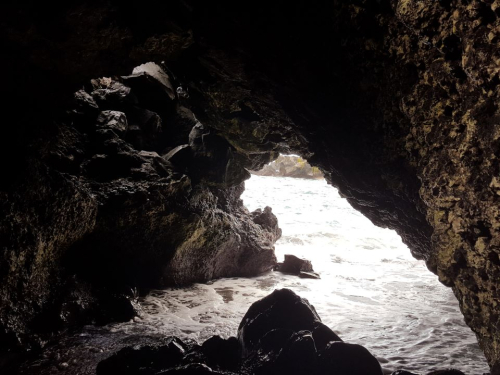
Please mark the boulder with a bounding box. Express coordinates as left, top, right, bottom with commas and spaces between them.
276, 254, 316, 276
311, 321, 343, 351
199, 336, 240, 371
96, 336, 187, 375
317, 341, 383, 375
426, 370, 466, 375
274, 330, 317, 375
237, 288, 321, 356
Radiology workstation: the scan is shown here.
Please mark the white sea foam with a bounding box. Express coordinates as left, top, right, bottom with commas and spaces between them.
114, 175, 489, 374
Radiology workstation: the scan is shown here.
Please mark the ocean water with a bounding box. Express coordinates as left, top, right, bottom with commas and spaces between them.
130, 175, 489, 374
30, 175, 488, 375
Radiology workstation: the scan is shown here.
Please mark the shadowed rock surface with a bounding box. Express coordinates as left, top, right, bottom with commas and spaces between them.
1, 0, 500, 373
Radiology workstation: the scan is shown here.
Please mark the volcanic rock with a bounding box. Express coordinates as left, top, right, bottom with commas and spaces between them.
96, 337, 187, 375
237, 288, 321, 355
276, 254, 319, 279
3, 1, 500, 371
96, 111, 128, 136
317, 341, 383, 375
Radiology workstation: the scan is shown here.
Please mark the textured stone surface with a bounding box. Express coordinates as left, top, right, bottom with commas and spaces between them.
2, 0, 500, 371
0, 62, 281, 352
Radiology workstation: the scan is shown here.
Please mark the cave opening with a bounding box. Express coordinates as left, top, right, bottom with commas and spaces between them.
241, 155, 489, 373
4, 1, 500, 371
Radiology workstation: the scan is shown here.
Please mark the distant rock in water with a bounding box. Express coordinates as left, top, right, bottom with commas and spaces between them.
250, 155, 324, 179
276, 254, 321, 279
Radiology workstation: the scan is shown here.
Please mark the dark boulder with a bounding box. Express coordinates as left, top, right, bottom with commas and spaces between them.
96, 336, 187, 375
274, 330, 317, 375
276, 254, 316, 276
237, 288, 321, 356
199, 336, 240, 371
317, 341, 383, 375
311, 321, 343, 351
426, 370, 466, 375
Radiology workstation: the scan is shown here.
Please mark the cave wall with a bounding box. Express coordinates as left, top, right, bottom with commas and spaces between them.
2, 0, 500, 372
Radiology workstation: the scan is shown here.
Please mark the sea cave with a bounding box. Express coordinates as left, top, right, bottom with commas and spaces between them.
2, 1, 500, 374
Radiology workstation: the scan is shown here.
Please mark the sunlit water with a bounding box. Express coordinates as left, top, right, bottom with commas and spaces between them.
109, 175, 488, 374
26, 176, 488, 374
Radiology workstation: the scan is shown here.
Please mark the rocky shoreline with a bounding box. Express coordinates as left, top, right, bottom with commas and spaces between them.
15, 289, 473, 375
0, 62, 282, 360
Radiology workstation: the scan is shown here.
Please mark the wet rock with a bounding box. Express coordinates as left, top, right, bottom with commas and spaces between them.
391, 371, 419, 375
317, 341, 383, 375
199, 336, 240, 371
426, 370, 466, 375
96, 110, 128, 136
258, 328, 295, 356
299, 271, 321, 279
274, 330, 317, 375
311, 321, 343, 351
276, 254, 315, 276
237, 288, 321, 356
96, 336, 187, 375
182, 336, 240, 372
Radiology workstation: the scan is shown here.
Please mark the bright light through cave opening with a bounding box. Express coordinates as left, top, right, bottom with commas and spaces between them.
240, 155, 489, 374
118, 155, 488, 374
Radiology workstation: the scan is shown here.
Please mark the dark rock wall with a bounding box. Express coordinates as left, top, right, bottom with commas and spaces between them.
2, 0, 500, 371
